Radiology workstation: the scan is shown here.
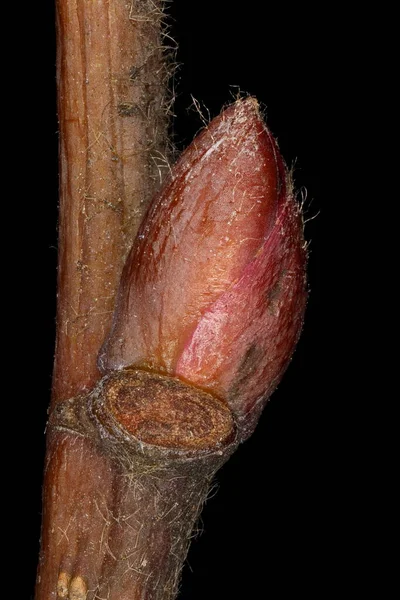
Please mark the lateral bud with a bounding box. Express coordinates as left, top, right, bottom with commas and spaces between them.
99, 97, 307, 440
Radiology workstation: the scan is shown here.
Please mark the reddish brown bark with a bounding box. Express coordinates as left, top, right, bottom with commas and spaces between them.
53, 0, 168, 403
36, 1, 172, 598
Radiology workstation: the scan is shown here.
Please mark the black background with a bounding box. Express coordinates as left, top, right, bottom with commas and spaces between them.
22, 1, 332, 598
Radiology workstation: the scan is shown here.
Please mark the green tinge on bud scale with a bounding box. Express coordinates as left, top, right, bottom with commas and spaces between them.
98, 97, 307, 440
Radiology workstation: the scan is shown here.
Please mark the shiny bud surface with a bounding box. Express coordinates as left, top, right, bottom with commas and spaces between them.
99, 98, 307, 438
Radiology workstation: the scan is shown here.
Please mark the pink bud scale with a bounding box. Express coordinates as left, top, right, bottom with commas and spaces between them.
99, 98, 307, 440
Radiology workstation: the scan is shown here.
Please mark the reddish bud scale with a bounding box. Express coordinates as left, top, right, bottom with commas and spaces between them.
99, 98, 307, 439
